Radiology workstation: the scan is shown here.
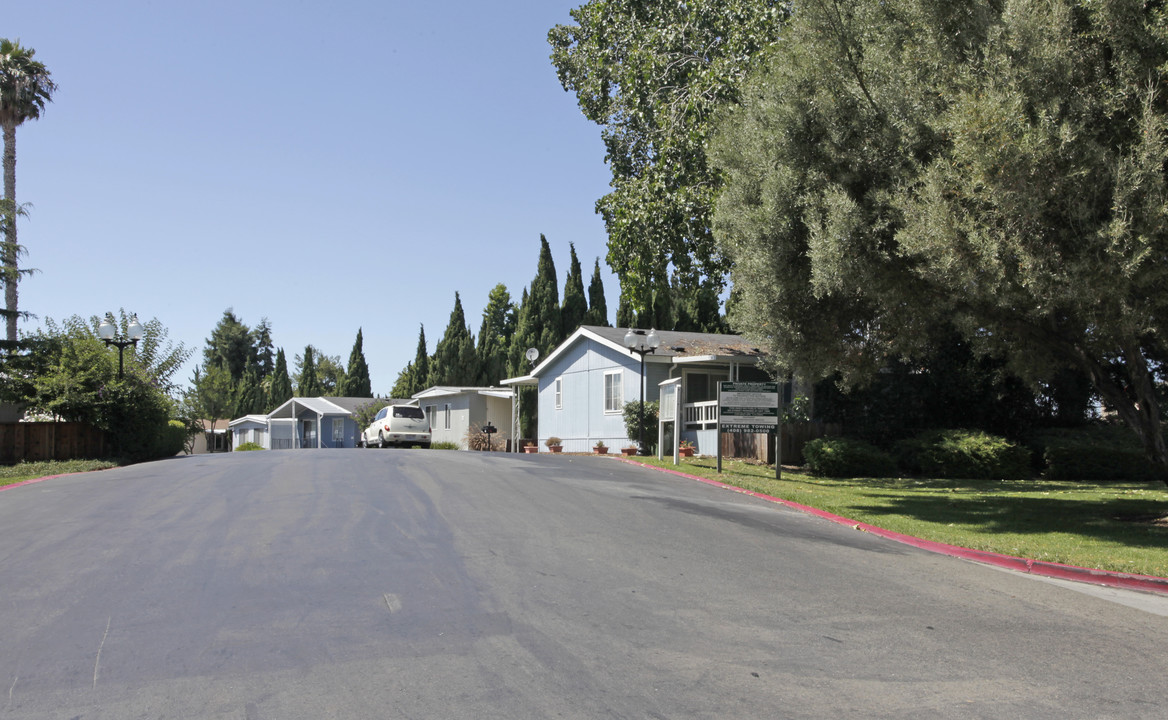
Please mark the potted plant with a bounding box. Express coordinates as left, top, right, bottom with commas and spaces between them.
679, 439, 696, 457
593, 440, 608, 455
621, 445, 638, 457
522, 440, 538, 454
545, 436, 563, 453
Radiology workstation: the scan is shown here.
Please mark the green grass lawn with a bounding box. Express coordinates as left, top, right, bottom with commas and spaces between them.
633, 456, 1168, 578
0, 459, 118, 488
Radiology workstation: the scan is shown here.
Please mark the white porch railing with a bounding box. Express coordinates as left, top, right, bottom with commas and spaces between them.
683, 400, 719, 429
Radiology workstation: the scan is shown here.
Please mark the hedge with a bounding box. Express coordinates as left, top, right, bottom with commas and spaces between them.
803, 437, 898, 478
896, 429, 1030, 480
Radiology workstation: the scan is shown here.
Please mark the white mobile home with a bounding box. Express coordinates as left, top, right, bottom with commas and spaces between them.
414, 386, 514, 450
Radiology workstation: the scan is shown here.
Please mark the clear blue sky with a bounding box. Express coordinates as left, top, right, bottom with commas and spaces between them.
7, 0, 617, 395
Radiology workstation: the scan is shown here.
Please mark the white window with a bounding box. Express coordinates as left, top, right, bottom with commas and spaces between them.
554, 378, 563, 409
604, 371, 623, 413
444, 403, 451, 430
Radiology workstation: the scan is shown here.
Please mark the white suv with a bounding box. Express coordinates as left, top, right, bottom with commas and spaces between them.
362, 404, 431, 448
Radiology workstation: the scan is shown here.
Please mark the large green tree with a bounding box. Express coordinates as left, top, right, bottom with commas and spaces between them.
0, 39, 56, 343
477, 283, 516, 386
586, 258, 609, 326
295, 345, 320, 397
549, 1, 787, 316
561, 243, 588, 337
341, 328, 373, 397
269, 348, 293, 408
711, 0, 1168, 469
509, 235, 562, 376
203, 309, 253, 383
429, 292, 479, 387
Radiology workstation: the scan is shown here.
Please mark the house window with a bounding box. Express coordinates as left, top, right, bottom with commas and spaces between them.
604, 371, 623, 413
444, 403, 451, 430
554, 377, 563, 409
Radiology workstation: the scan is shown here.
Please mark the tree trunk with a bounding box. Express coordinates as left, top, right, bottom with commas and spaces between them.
3, 121, 18, 344
1074, 338, 1168, 476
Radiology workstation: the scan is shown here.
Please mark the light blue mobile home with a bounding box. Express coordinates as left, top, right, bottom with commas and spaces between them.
229, 397, 376, 449
503, 326, 774, 455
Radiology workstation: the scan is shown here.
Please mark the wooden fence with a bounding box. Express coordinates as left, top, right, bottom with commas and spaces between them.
0, 422, 112, 464
720, 422, 841, 465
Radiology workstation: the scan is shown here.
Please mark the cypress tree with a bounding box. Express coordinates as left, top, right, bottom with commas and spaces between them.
586, 258, 609, 326
509, 235, 562, 375
233, 359, 267, 416
477, 283, 515, 386
561, 243, 587, 337
429, 292, 478, 387
297, 345, 320, 397
341, 328, 373, 397
269, 348, 293, 408
411, 324, 429, 396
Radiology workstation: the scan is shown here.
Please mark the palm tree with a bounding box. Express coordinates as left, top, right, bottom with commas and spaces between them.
1, 39, 56, 343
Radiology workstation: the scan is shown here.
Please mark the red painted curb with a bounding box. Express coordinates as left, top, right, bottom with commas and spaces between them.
0, 470, 103, 493
619, 458, 1168, 597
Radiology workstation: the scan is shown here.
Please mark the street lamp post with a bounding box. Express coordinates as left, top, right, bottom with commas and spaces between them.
624, 328, 660, 456
97, 313, 144, 378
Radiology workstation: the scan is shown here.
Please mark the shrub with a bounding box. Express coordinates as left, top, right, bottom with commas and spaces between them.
1032, 426, 1165, 482
803, 437, 898, 477
465, 425, 502, 451
622, 400, 659, 454
897, 429, 1030, 480
430, 441, 460, 450
545, 436, 563, 448
235, 441, 264, 452
157, 420, 189, 457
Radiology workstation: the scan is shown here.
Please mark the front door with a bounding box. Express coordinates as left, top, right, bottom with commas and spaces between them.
301, 418, 316, 448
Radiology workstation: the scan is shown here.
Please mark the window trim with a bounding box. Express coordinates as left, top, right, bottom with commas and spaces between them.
603, 370, 623, 414
554, 377, 563, 410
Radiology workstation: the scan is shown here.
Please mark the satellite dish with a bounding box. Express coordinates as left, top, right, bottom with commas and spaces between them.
525, 347, 539, 364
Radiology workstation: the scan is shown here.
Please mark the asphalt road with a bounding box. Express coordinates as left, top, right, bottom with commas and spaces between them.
1, 450, 1166, 719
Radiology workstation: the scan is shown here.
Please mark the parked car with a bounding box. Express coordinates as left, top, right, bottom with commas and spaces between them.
361, 404, 431, 448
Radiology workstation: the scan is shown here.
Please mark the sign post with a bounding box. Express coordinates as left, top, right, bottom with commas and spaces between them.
718, 381, 781, 479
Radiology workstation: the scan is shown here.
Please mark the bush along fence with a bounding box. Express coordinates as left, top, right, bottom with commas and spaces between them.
720, 423, 842, 465
0, 422, 113, 464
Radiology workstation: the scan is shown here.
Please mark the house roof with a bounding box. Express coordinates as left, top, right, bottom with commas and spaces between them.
326, 396, 391, 414
267, 397, 362, 419
228, 415, 268, 428
504, 326, 765, 383
413, 386, 515, 400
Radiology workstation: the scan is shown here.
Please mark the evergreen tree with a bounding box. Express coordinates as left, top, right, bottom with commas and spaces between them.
616, 293, 635, 329
429, 292, 479, 387
269, 348, 293, 408
203, 309, 252, 382
586, 258, 609, 326
561, 243, 588, 337
296, 346, 322, 397
233, 359, 267, 417
249, 318, 275, 378
390, 362, 415, 399
341, 328, 373, 397
509, 235, 562, 376
477, 283, 516, 386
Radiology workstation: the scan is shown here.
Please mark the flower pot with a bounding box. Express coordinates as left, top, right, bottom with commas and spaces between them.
594, 447, 608, 454
523, 445, 538, 454
547, 445, 563, 453
679, 448, 694, 457
621, 447, 638, 457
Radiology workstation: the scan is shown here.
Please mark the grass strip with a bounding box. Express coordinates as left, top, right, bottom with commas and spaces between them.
635, 456, 1168, 578
0, 459, 118, 487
